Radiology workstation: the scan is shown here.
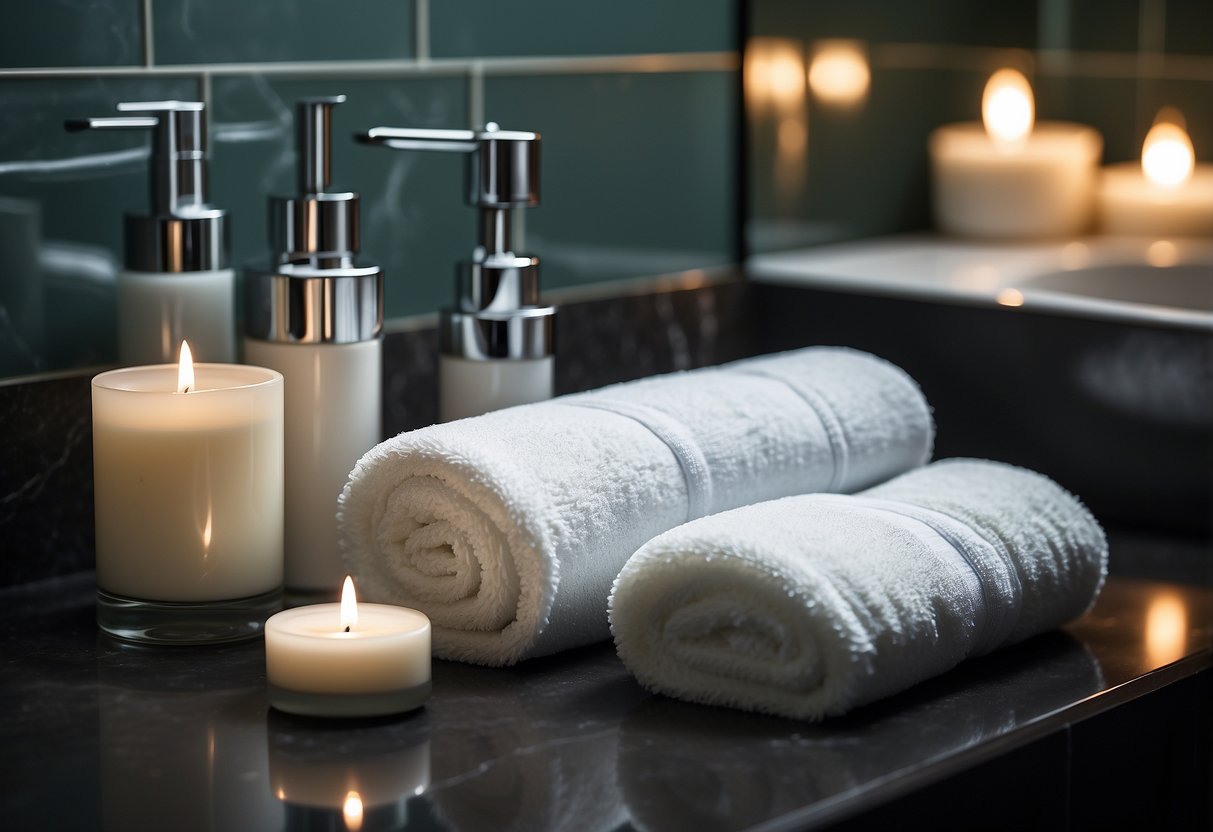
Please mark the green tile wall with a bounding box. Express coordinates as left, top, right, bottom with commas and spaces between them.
153, 0, 414, 64
431, 0, 735, 58
485, 72, 737, 288
0, 1, 740, 377
0, 1, 142, 69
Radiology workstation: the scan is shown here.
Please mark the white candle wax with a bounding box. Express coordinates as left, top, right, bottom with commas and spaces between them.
1099, 162, 1213, 237
929, 121, 1103, 239
92, 363, 284, 602
264, 596, 431, 718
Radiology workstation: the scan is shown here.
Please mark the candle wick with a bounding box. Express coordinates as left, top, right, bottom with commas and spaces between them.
183, 385, 191, 394
344, 625, 350, 633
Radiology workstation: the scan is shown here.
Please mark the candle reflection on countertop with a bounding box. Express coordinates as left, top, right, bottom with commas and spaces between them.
97, 657, 282, 832
266, 708, 431, 831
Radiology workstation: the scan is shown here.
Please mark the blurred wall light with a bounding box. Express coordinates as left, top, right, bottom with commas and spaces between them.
745, 38, 807, 115
807, 40, 871, 108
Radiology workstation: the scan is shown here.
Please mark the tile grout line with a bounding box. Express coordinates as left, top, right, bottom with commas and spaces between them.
414, 0, 430, 62
468, 61, 484, 128
0, 51, 741, 80
141, 0, 154, 67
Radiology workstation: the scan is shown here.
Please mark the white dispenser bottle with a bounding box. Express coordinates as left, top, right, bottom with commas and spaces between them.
244, 96, 384, 598
357, 124, 555, 421
66, 101, 235, 364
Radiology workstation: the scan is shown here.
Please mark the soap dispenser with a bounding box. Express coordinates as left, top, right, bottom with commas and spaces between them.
244, 96, 384, 597
66, 101, 234, 364
357, 124, 555, 422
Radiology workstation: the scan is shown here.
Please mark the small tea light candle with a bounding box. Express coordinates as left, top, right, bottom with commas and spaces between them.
1099, 109, 1213, 237
929, 68, 1103, 239
265, 577, 432, 718
93, 342, 284, 644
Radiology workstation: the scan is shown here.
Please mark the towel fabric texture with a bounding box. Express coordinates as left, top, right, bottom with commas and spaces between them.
338, 347, 934, 666
609, 458, 1108, 721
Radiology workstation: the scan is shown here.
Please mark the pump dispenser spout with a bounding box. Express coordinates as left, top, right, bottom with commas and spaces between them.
65, 100, 226, 273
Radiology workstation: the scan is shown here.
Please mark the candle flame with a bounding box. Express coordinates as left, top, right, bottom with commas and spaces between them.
177, 341, 195, 394
342, 791, 364, 831
807, 40, 870, 107
341, 575, 358, 632
1142, 109, 1194, 188
982, 68, 1034, 151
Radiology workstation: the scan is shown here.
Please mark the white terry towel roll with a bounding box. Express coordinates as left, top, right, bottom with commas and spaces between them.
338, 347, 933, 666
609, 459, 1108, 720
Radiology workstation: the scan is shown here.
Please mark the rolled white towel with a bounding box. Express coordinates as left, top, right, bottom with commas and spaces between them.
609, 459, 1108, 720
338, 347, 933, 666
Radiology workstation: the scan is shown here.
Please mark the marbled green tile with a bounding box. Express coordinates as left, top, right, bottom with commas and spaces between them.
153, 0, 413, 65
431, 0, 736, 58
0, 76, 199, 375
750, 0, 1038, 49
483, 72, 738, 290
209, 75, 469, 320
0, 0, 142, 68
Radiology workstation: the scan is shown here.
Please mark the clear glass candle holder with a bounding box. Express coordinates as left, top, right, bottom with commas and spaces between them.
92, 362, 284, 644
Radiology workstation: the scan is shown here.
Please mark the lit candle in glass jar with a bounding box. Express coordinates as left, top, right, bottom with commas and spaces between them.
92, 341, 284, 644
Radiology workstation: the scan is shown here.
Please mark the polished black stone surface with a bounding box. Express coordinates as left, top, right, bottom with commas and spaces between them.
1, 570, 1209, 831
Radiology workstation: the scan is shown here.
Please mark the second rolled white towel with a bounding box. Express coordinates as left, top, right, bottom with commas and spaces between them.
338, 347, 933, 666
609, 459, 1108, 720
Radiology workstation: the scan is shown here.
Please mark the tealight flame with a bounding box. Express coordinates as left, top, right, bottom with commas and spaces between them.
177, 341, 194, 394
341, 575, 358, 632
1142, 109, 1194, 188
342, 791, 364, 832
982, 68, 1034, 150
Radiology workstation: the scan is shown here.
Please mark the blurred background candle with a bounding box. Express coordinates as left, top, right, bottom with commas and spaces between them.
929, 67, 1103, 239
1099, 108, 1213, 237
92, 342, 284, 644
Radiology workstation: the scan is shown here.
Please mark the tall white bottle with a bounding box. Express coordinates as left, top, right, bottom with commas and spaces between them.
244, 96, 384, 598
67, 101, 235, 364
356, 124, 555, 421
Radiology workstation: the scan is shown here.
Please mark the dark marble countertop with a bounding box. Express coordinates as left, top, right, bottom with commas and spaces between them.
1, 569, 1210, 832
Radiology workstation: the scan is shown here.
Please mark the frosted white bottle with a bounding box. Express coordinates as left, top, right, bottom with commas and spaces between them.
118, 268, 236, 364
245, 95, 384, 597
244, 337, 380, 591
439, 354, 553, 421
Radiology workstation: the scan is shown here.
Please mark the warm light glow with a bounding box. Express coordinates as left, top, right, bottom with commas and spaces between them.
778, 116, 807, 155
1145, 594, 1187, 667
1060, 242, 1090, 271
1141, 114, 1195, 188
1147, 239, 1180, 267
808, 40, 870, 106
982, 68, 1035, 150
201, 504, 213, 554
341, 575, 358, 631
177, 341, 195, 394
342, 791, 364, 832
996, 288, 1025, 307
745, 38, 806, 112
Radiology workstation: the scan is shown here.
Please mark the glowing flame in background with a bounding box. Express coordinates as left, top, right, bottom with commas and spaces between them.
808, 40, 870, 107
341, 575, 359, 632
982, 68, 1035, 151
1142, 108, 1194, 188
